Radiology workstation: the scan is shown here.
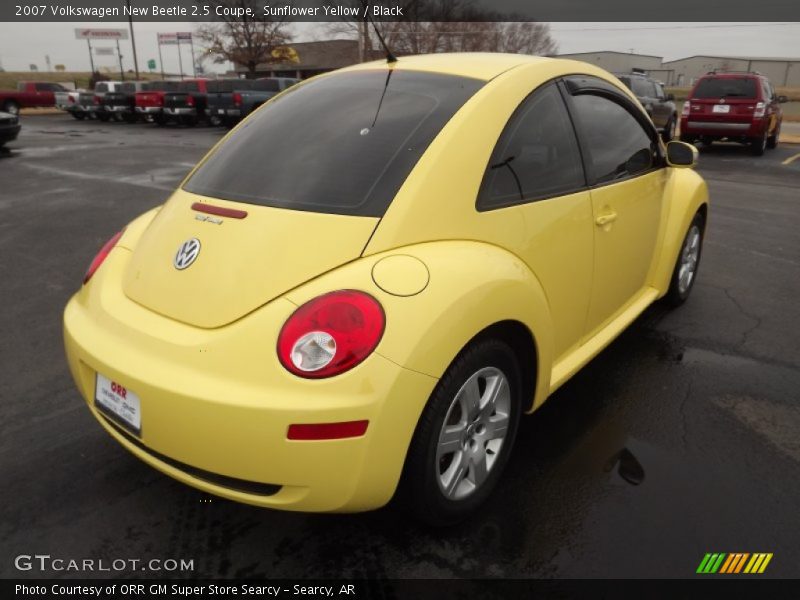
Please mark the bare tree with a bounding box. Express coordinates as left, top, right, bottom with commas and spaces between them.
195, 0, 292, 77
322, 0, 557, 59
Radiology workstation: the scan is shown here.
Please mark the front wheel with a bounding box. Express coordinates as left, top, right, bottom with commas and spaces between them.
400, 338, 522, 525
750, 130, 767, 156
664, 212, 705, 307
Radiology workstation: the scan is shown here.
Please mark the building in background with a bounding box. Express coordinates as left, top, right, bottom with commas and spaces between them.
554, 50, 672, 81
555, 50, 800, 87
662, 55, 800, 87
234, 39, 382, 79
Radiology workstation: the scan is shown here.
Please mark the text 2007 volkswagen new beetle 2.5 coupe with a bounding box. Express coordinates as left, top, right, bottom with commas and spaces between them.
64, 53, 708, 524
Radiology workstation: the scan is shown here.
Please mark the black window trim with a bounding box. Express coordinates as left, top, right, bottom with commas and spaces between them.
476, 79, 590, 212
561, 74, 665, 189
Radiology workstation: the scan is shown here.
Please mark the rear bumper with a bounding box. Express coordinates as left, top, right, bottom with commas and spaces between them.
0, 124, 20, 144
164, 107, 196, 117
63, 249, 436, 512
136, 106, 162, 114
106, 105, 132, 113
681, 117, 765, 137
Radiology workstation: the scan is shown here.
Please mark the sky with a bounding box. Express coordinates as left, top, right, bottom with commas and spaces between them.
0, 21, 798, 75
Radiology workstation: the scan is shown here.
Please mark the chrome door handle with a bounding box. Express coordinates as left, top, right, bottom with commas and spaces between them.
595, 212, 618, 226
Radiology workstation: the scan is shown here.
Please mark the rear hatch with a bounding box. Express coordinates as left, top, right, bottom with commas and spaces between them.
77, 91, 96, 109
123, 69, 485, 329
688, 76, 760, 123
103, 91, 132, 108
123, 191, 378, 328
136, 81, 179, 107
206, 79, 248, 113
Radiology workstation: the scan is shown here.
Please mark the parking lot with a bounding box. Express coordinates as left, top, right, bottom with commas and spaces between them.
1, 115, 799, 579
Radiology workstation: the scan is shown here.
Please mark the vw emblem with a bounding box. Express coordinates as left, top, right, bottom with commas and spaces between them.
173, 238, 201, 270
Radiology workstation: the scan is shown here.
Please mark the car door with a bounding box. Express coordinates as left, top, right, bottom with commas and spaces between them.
651, 82, 671, 129
562, 77, 665, 340
476, 82, 594, 362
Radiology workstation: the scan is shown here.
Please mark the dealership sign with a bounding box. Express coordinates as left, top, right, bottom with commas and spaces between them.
158, 32, 192, 45
74, 28, 129, 40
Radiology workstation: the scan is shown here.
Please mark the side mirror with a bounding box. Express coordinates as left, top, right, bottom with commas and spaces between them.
777, 95, 788, 103
666, 93, 675, 101
666, 141, 697, 169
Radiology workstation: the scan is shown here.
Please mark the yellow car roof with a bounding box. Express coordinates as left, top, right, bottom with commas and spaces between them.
341, 52, 556, 81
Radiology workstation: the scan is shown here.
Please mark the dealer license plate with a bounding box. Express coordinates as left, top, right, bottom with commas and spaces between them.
712, 104, 730, 113
95, 373, 141, 435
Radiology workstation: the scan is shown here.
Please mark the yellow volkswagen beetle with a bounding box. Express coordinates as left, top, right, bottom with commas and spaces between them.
64, 53, 708, 524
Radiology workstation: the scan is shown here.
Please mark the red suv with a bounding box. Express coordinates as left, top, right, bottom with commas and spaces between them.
680, 71, 787, 155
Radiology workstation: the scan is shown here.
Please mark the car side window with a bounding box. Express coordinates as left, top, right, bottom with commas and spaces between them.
477, 83, 585, 211
569, 93, 658, 185
655, 83, 666, 100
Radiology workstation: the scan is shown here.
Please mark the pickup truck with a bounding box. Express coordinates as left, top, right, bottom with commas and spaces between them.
0, 81, 69, 115
206, 77, 299, 127
162, 79, 210, 126
74, 81, 131, 121
101, 81, 148, 122
135, 80, 181, 123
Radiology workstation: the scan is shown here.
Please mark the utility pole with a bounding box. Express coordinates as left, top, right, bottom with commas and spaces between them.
87, 39, 96, 73
116, 39, 124, 81
125, 0, 140, 79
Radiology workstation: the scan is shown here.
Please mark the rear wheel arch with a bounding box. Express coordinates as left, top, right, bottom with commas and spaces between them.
471, 320, 538, 413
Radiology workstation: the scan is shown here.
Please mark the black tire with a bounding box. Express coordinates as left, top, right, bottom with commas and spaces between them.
97, 113, 110, 122
767, 123, 780, 150
399, 338, 523, 526
71, 112, 86, 120
180, 115, 198, 127
153, 114, 167, 126
750, 130, 767, 156
2, 100, 20, 115
661, 115, 676, 142
664, 211, 705, 307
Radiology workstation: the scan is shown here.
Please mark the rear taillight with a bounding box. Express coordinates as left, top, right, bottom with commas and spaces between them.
232, 92, 242, 107
753, 101, 766, 118
277, 290, 385, 378
83, 231, 124, 284
68, 96, 75, 104
682, 101, 690, 116
186, 95, 195, 107
93, 95, 101, 105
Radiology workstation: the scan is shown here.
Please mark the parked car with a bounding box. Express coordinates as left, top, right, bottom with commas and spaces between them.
134, 80, 181, 122
0, 81, 69, 115
0, 111, 21, 147
64, 54, 708, 525
162, 79, 211, 126
101, 81, 148, 123
67, 81, 129, 121
206, 77, 299, 127
615, 69, 677, 141
55, 89, 84, 118
680, 70, 787, 155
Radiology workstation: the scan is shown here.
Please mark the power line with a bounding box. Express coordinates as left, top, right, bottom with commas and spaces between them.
553, 22, 800, 32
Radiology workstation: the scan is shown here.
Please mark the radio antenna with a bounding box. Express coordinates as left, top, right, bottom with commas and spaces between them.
361, 1, 397, 63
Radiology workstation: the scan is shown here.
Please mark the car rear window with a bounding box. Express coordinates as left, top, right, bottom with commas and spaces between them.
253, 78, 280, 92
693, 77, 757, 99
144, 81, 181, 92
207, 79, 252, 93
183, 70, 484, 217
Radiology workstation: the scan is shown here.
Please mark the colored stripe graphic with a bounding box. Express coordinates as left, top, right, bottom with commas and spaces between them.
700, 552, 773, 574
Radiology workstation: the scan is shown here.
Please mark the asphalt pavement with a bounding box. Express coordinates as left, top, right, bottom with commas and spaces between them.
1, 116, 799, 580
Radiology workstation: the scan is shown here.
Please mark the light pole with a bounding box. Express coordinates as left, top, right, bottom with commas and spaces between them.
125, 0, 140, 79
